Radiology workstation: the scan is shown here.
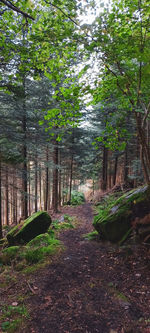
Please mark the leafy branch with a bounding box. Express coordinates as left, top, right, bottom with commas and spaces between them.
0, 0, 35, 20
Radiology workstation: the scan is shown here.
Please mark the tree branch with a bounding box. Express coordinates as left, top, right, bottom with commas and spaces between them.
105, 64, 135, 106
142, 101, 150, 128
44, 0, 96, 42
44, 0, 79, 27
0, 0, 34, 20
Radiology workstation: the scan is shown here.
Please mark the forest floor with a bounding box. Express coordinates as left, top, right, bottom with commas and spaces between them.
1, 203, 150, 333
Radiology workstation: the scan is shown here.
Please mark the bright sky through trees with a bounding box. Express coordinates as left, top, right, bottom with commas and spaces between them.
79, 0, 111, 24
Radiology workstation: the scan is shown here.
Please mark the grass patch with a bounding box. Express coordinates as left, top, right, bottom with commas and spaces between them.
0, 305, 29, 333
83, 231, 99, 241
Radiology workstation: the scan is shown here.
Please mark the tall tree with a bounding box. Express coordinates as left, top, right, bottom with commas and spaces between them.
88, 0, 150, 183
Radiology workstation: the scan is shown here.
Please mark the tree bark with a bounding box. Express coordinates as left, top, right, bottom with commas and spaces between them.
101, 146, 108, 191
69, 154, 73, 202
135, 112, 150, 183
113, 155, 118, 186
35, 152, 38, 212
52, 140, 59, 212
5, 165, 9, 225
39, 165, 42, 210
21, 74, 28, 218
0, 159, 2, 238
44, 146, 49, 211
123, 145, 129, 184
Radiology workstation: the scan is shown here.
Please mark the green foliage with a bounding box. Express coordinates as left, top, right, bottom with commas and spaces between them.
24, 240, 60, 264
51, 218, 74, 230
1, 305, 29, 333
63, 214, 73, 223
83, 230, 99, 241
70, 190, 85, 205
23, 248, 44, 264
94, 193, 124, 219
0, 246, 20, 265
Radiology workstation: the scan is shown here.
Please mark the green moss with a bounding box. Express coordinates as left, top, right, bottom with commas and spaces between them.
27, 233, 53, 247
47, 228, 55, 238
93, 185, 150, 243
0, 246, 20, 265
22, 235, 60, 264
7, 211, 51, 245
24, 248, 44, 264
0, 238, 7, 245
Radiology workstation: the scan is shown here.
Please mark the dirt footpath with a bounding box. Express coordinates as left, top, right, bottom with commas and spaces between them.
22, 203, 150, 333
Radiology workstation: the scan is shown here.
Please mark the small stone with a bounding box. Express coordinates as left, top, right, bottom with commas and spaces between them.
12, 302, 18, 306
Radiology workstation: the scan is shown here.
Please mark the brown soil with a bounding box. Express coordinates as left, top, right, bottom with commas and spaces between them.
1, 203, 150, 333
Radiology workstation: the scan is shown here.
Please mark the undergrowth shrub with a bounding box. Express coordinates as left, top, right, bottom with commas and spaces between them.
51, 214, 74, 230
83, 231, 99, 241
70, 191, 85, 205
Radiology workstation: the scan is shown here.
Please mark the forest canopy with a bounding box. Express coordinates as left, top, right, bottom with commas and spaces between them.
0, 0, 150, 235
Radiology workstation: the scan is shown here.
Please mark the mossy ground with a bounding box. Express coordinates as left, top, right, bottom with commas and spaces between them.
0, 213, 76, 332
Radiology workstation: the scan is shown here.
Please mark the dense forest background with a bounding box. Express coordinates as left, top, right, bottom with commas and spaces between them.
0, 0, 150, 237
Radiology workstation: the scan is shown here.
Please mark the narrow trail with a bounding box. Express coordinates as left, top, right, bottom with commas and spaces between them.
23, 203, 150, 333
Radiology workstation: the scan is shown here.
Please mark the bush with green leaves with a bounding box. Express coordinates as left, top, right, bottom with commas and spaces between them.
70, 191, 85, 205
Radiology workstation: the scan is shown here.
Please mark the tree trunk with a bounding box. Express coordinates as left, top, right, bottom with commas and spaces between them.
21, 76, 28, 218
39, 165, 42, 210
35, 152, 38, 212
69, 155, 73, 202
113, 155, 118, 186
52, 140, 59, 212
135, 112, 150, 183
124, 145, 129, 184
108, 151, 112, 189
58, 149, 62, 207
44, 146, 49, 211
0, 159, 2, 238
5, 165, 9, 225
101, 146, 108, 191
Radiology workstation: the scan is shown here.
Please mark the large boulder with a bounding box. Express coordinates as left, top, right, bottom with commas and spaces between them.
7, 211, 51, 246
93, 185, 150, 243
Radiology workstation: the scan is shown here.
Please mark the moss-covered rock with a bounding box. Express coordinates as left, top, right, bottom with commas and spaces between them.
93, 185, 150, 243
7, 211, 51, 246
27, 233, 54, 247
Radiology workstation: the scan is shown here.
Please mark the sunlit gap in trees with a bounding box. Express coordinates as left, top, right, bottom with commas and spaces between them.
77, 1, 111, 129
